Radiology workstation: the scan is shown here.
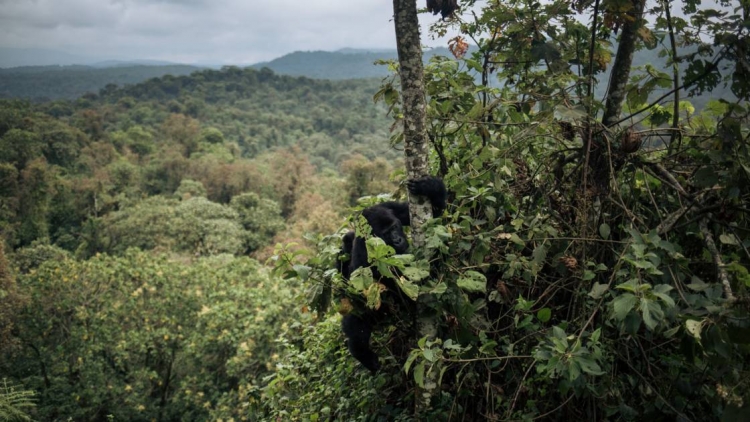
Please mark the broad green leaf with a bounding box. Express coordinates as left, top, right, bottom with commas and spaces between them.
457, 271, 487, 293
589, 283, 609, 299
349, 267, 373, 292
479, 340, 498, 354
615, 280, 639, 293
719, 233, 739, 245
414, 361, 425, 387
552, 326, 567, 341
640, 297, 664, 331
577, 357, 605, 375
427, 282, 448, 295
404, 350, 419, 374
509, 234, 525, 247
422, 347, 437, 363
612, 293, 638, 321
590, 328, 601, 343
599, 223, 611, 240
652, 284, 675, 307
537, 308, 552, 323
402, 266, 430, 282
395, 276, 419, 301
664, 325, 680, 338
292, 264, 310, 281
532, 245, 548, 265
687, 276, 709, 291
567, 360, 581, 381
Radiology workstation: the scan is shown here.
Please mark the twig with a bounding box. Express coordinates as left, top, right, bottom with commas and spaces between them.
698, 218, 736, 303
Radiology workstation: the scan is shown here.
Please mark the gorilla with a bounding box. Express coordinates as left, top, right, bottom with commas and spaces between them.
337, 176, 447, 372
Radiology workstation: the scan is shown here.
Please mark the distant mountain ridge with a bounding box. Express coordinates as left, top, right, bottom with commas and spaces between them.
0, 47, 184, 69
251, 48, 453, 80
0, 47, 452, 100
0, 64, 203, 100
0, 47, 94, 68
0, 46, 731, 110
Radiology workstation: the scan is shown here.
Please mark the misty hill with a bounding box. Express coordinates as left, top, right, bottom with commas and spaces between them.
0, 47, 95, 68
0, 47, 180, 68
251, 48, 453, 80
0, 64, 203, 100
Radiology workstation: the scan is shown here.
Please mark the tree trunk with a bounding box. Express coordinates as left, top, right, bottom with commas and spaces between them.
392, 0, 436, 409
602, 0, 647, 126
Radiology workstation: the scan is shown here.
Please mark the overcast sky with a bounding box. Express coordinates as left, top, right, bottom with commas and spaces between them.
0, 0, 463, 65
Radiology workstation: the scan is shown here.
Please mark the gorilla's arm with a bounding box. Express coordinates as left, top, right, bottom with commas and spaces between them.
337, 231, 355, 280
349, 236, 369, 276
407, 176, 447, 218
372, 176, 447, 226
342, 314, 380, 372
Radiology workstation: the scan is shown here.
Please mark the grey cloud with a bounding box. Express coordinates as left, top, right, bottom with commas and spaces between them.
0, 0, 456, 65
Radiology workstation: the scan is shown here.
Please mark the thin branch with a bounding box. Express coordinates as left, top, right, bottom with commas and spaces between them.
698, 218, 737, 303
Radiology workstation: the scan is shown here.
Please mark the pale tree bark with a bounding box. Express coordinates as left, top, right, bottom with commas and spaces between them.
394, 0, 432, 239
392, 0, 437, 410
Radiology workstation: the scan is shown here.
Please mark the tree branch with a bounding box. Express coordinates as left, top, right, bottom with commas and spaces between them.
699, 218, 737, 303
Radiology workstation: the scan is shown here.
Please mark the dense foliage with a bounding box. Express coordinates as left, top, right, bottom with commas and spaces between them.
269, 0, 750, 420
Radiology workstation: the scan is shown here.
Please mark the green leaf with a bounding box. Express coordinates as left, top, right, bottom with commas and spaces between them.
457, 271, 487, 293
509, 234, 525, 247
663, 325, 680, 338
365, 282, 383, 310
349, 267, 373, 292
612, 293, 638, 321
686, 276, 709, 291
537, 308, 552, 323
292, 264, 310, 281
599, 223, 611, 240
395, 277, 419, 301
588, 283, 609, 299
479, 340, 498, 354
719, 233, 740, 245
552, 325, 567, 341
402, 266, 430, 282
577, 357, 605, 375
567, 359, 581, 381
590, 328, 601, 343
615, 280, 639, 293
414, 361, 425, 387
532, 245, 548, 265
404, 350, 419, 374
652, 284, 675, 307
640, 297, 664, 331
422, 347, 437, 363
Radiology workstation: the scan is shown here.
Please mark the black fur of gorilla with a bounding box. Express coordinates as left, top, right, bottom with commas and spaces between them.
337, 176, 447, 372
